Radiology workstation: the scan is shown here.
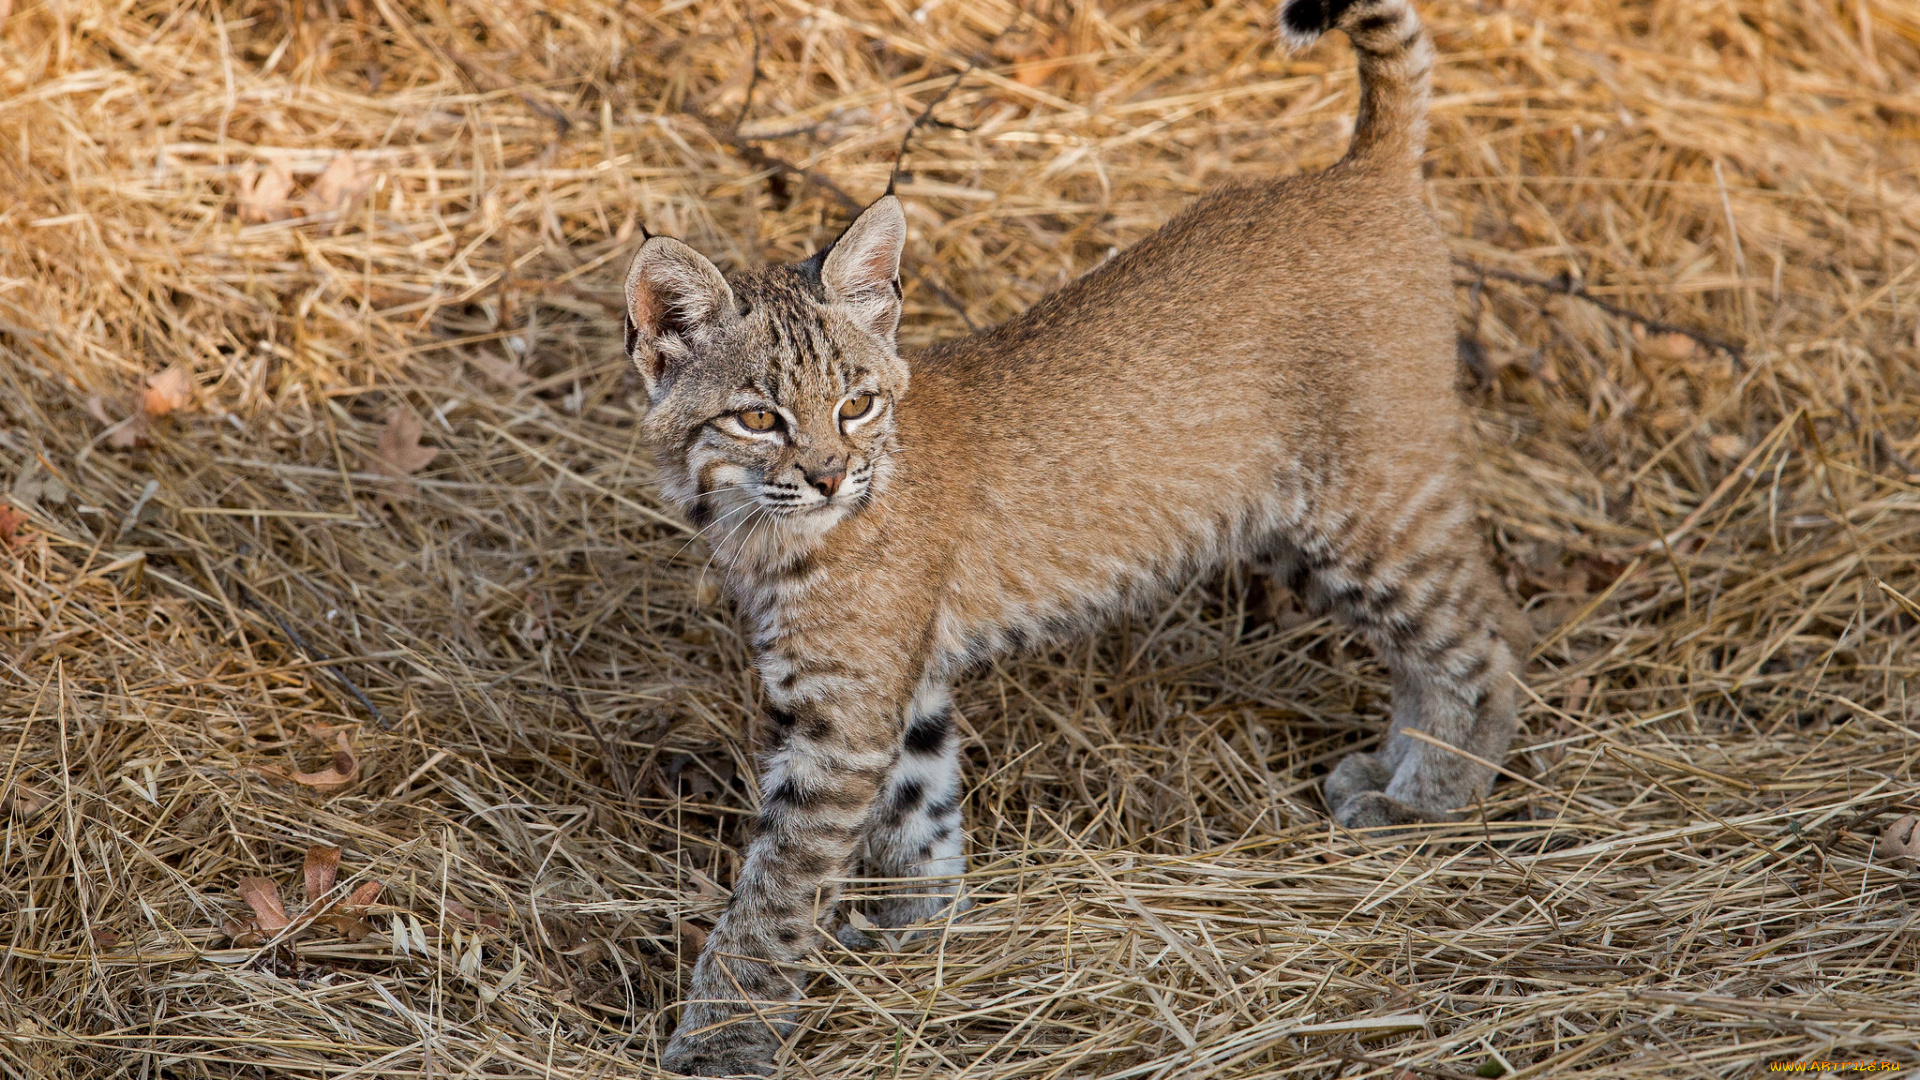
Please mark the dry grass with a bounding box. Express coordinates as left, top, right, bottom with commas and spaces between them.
4, 0, 1920, 1076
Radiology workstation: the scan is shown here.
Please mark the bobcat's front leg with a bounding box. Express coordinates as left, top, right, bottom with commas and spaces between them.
839, 682, 969, 945
662, 687, 901, 1077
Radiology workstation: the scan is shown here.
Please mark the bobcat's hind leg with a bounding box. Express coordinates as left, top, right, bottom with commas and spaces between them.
1293, 514, 1528, 829
836, 682, 968, 948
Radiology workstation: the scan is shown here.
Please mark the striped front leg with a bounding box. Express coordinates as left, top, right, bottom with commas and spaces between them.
840, 682, 970, 946
662, 694, 899, 1077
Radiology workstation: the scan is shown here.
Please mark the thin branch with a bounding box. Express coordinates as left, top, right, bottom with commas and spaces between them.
227, 575, 391, 730
889, 56, 984, 192
687, 111, 980, 331
735, 1, 763, 130
1452, 257, 1746, 370
549, 682, 634, 799
1839, 401, 1917, 476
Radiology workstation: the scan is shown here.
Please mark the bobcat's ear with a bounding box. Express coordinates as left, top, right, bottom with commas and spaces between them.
820, 195, 905, 343
624, 236, 735, 394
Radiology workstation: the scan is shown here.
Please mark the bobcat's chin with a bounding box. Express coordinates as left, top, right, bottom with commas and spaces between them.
691, 483, 871, 570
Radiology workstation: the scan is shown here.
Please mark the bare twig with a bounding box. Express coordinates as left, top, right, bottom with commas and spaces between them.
889, 54, 984, 192
227, 575, 391, 730
735, 2, 763, 130
688, 111, 981, 330
549, 682, 634, 798
1453, 257, 1746, 370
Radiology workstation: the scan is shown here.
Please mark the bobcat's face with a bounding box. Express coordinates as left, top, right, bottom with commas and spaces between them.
623, 197, 908, 556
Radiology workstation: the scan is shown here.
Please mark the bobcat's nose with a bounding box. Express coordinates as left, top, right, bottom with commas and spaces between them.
803, 459, 846, 498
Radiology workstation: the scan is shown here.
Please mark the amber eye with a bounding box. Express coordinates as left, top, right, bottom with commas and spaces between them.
838, 394, 875, 421
737, 409, 778, 432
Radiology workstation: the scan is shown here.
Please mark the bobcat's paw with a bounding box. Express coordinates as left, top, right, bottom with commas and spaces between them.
1323, 751, 1392, 813
833, 920, 880, 952
663, 1007, 783, 1077
1330, 789, 1445, 830
662, 1032, 778, 1078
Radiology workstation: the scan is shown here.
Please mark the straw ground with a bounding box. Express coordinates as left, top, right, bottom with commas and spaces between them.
3, 1, 1919, 1076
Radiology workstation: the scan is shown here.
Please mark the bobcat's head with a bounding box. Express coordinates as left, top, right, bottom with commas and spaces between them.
622, 197, 907, 564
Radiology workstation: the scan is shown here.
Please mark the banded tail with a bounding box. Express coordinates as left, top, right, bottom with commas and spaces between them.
1279, 0, 1433, 168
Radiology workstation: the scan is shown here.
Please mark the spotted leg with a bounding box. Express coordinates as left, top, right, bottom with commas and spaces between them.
839, 683, 969, 947
662, 690, 900, 1077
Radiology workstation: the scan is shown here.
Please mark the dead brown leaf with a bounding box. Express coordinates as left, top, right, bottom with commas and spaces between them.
342, 880, 383, 909
87, 394, 150, 448
443, 897, 505, 930
1636, 327, 1698, 363
3, 785, 48, 817
222, 918, 262, 946
997, 24, 1071, 88
236, 876, 292, 931
303, 844, 341, 905
309, 152, 372, 216
0, 504, 28, 551
372, 408, 440, 479
141, 366, 193, 417
1881, 814, 1920, 865
1707, 433, 1747, 462
464, 348, 532, 389
312, 914, 378, 941
256, 730, 360, 790
237, 160, 295, 223
662, 752, 734, 802
676, 918, 708, 952
1562, 676, 1592, 717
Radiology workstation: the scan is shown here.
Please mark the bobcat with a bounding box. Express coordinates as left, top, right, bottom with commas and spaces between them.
622, 0, 1527, 1073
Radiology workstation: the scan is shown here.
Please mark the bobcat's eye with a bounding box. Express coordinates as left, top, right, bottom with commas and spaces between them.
736, 409, 779, 432
838, 394, 875, 422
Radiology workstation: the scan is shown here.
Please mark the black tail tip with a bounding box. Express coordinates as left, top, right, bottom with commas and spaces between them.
1279, 0, 1361, 39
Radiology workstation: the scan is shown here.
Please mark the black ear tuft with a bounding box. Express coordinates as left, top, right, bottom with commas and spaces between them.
623, 312, 639, 357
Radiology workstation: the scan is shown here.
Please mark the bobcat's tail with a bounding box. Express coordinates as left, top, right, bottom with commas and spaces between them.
1278, 0, 1432, 170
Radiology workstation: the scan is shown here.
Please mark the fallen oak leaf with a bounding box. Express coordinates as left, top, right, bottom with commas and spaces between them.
308, 152, 372, 216
676, 919, 708, 952
236, 876, 292, 931
87, 394, 151, 448
221, 918, 263, 947
442, 897, 504, 930
0, 504, 28, 551
1707, 434, 1748, 462
303, 844, 341, 906
255, 730, 360, 790
3, 784, 49, 816
341, 880, 382, 910
1633, 325, 1698, 363
303, 857, 382, 941
141, 366, 193, 417
311, 913, 378, 942
371, 408, 439, 479
291, 731, 359, 788
1882, 814, 1920, 865
462, 347, 531, 389
237, 160, 295, 223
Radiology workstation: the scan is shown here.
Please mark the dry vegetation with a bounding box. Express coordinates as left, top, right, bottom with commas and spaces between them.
4, 0, 1920, 1076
